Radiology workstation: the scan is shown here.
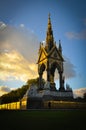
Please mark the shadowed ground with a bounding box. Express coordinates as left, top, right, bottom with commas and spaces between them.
0, 109, 86, 130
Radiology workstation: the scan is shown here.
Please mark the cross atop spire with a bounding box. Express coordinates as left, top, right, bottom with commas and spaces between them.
47, 13, 52, 35
45, 14, 54, 51
48, 13, 51, 24
48, 13, 50, 19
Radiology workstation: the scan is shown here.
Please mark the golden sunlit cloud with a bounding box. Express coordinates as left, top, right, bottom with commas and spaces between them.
0, 50, 38, 82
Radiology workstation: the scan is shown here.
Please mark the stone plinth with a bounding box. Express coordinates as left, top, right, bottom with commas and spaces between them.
21, 82, 73, 109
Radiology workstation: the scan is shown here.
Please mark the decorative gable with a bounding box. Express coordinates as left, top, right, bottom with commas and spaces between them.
48, 45, 64, 61
37, 47, 47, 64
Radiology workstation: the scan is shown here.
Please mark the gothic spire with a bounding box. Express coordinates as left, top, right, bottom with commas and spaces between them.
47, 13, 52, 34
45, 13, 54, 51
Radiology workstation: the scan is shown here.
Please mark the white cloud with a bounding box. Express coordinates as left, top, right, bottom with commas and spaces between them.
53, 56, 76, 80
73, 88, 86, 98
64, 56, 76, 79
42, 41, 46, 44
0, 21, 6, 30
20, 24, 25, 28
0, 21, 39, 63
66, 30, 86, 40
65, 18, 86, 40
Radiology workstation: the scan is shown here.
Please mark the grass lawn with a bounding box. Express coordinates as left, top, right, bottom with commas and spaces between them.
0, 109, 86, 130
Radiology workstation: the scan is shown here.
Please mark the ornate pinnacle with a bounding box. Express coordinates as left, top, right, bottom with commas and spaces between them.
59, 40, 62, 52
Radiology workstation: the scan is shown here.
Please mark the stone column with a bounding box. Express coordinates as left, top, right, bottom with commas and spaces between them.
59, 71, 65, 91
39, 73, 42, 88
47, 60, 50, 82
38, 65, 43, 89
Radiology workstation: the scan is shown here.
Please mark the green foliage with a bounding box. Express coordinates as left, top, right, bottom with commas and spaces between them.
26, 77, 45, 87
0, 85, 29, 104
0, 77, 45, 104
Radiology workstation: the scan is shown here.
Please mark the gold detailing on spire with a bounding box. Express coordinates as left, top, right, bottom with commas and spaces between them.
48, 13, 51, 29
45, 14, 54, 52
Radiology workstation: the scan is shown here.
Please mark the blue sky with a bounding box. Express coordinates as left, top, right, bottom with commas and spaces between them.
0, 0, 86, 97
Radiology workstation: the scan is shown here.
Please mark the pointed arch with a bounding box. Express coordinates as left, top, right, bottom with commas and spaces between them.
50, 62, 60, 74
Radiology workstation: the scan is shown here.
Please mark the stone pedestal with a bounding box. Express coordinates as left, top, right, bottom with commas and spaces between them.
22, 82, 74, 109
